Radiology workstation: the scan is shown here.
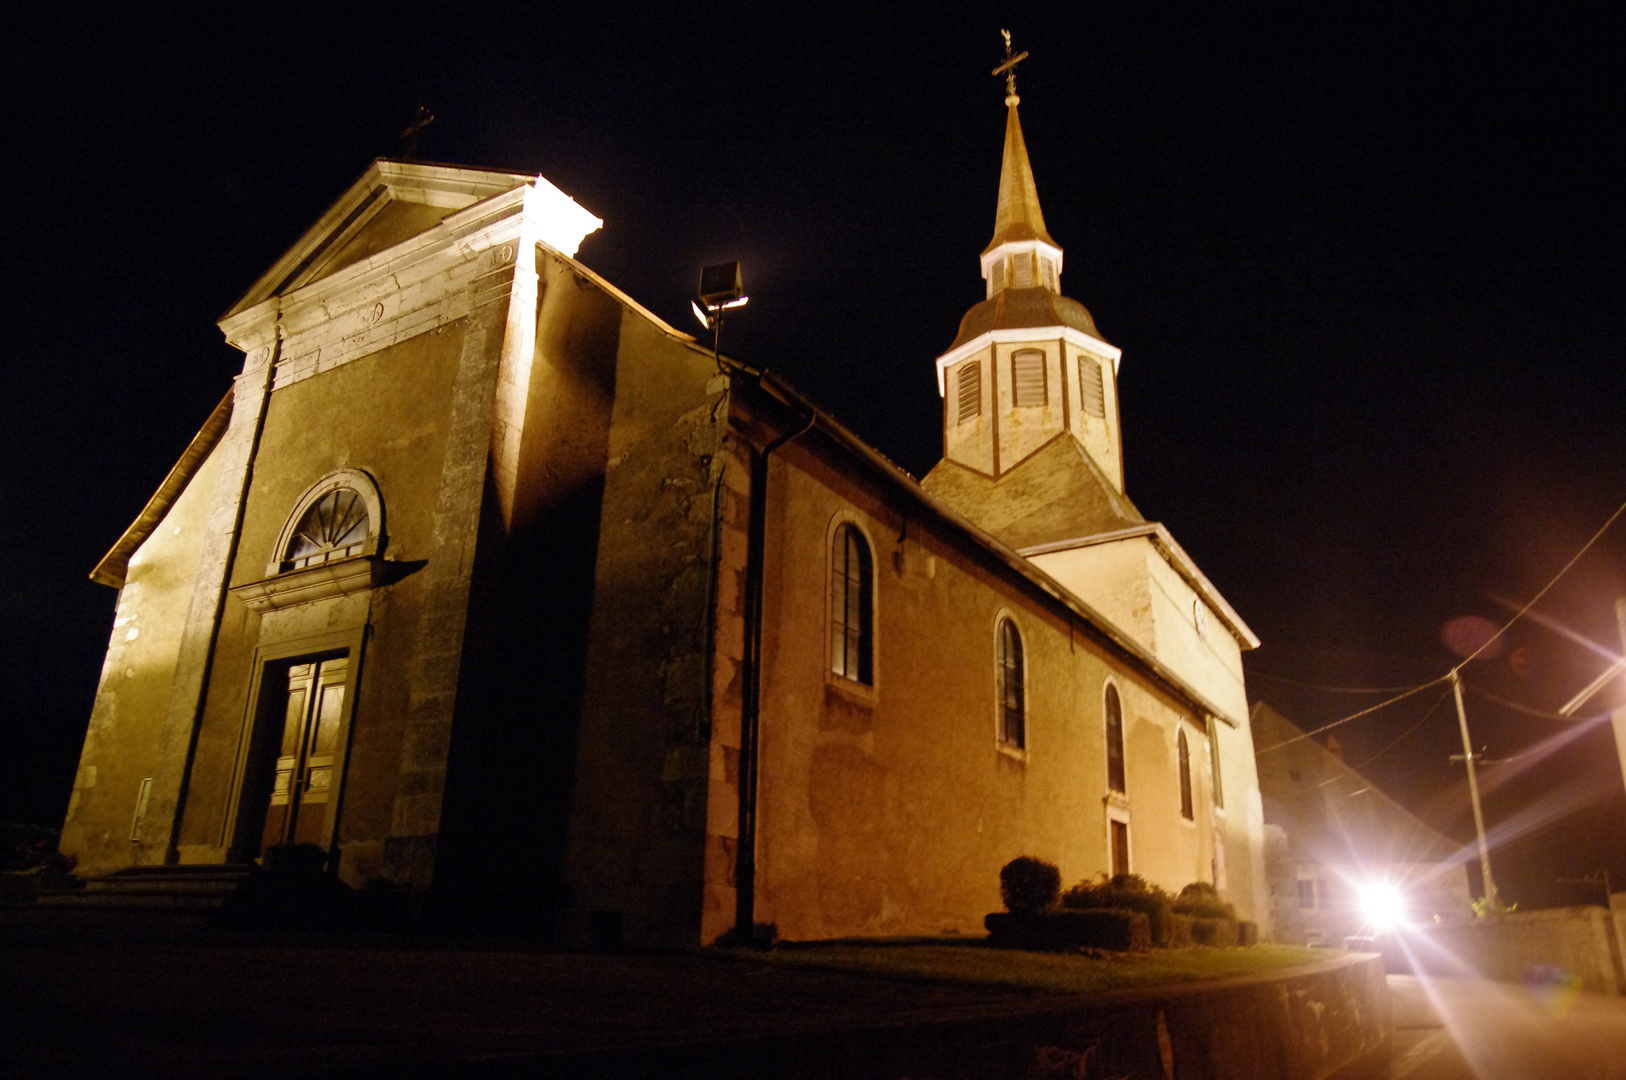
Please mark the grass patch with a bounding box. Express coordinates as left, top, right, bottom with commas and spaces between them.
716, 942, 1330, 995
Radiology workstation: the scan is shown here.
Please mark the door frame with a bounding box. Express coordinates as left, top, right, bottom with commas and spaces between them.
220, 625, 367, 863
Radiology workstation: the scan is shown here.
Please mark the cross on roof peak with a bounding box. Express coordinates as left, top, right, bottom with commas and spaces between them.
991, 30, 1029, 106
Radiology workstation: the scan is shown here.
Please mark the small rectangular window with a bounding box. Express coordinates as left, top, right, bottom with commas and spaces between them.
990, 260, 1006, 293
1207, 716, 1224, 809
1078, 355, 1105, 418
1297, 878, 1317, 910
1040, 258, 1056, 291
130, 777, 154, 841
1110, 820, 1130, 877
956, 360, 982, 424
1012, 350, 1046, 407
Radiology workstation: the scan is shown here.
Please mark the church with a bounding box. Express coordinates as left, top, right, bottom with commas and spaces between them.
60, 70, 1272, 947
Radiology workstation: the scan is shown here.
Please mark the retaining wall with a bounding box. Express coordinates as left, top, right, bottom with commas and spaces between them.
452, 954, 1391, 1080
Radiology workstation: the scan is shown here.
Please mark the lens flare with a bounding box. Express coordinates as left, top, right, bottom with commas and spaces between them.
1360, 882, 1407, 931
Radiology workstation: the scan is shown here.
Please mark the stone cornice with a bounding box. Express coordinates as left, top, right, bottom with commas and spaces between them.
230, 555, 386, 613
223, 159, 539, 320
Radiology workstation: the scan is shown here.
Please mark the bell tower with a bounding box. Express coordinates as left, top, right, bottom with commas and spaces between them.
931, 34, 1126, 495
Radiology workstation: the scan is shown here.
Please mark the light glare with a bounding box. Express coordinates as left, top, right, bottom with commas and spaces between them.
1360, 882, 1407, 931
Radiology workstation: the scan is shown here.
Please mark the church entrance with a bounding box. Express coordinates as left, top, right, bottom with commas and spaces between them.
258, 656, 348, 852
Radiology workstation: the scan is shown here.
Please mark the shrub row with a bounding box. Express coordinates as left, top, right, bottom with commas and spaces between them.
985, 908, 1152, 952
993, 860, 1258, 951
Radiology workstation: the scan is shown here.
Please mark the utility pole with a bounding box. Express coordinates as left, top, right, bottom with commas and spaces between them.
1613, 598, 1626, 817
1450, 667, 1501, 910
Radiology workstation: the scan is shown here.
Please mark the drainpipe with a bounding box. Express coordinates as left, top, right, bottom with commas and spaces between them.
733, 392, 816, 943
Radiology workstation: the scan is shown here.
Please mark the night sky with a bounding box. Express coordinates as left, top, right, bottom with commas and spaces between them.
6, 5, 1624, 907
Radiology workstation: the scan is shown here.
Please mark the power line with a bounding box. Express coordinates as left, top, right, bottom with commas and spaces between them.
1333, 686, 1455, 778
1464, 681, 1607, 723
1255, 494, 1626, 757
1248, 669, 1433, 695
1255, 676, 1448, 755
1450, 496, 1626, 670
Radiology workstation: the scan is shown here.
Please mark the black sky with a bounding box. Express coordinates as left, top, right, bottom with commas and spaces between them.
5, 4, 1625, 905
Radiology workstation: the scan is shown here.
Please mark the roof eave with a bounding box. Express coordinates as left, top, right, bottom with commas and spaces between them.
90, 388, 234, 588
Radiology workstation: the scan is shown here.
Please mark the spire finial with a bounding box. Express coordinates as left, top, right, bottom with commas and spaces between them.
992, 29, 1028, 107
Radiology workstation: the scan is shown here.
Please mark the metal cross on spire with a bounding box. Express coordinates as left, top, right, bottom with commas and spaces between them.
400, 106, 435, 161
992, 29, 1029, 106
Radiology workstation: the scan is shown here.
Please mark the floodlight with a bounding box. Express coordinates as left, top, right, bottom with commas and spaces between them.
699, 261, 744, 307
691, 300, 711, 329
1359, 882, 1407, 932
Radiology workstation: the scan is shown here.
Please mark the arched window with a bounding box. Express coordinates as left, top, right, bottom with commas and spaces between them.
1105, 684, 1126, 794
1178, 727, 1194, 820
830, 523, 874, 685
997, 617, 1025, 749
284, 488, 370, 571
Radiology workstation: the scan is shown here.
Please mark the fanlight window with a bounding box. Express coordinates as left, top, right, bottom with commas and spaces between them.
284, 489, 370, 571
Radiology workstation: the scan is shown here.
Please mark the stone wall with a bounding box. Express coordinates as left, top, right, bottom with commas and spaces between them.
1407, 906, 1624, 995
501, 954, 1391, 1080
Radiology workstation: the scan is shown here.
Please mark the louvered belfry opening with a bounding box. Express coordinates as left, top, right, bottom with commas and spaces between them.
957, 359, 982, 423
1078, 354, 1105, 418
1011, 349, 1046, 407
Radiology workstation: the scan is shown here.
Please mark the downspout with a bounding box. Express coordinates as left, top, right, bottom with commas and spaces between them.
733, 396, 816, 942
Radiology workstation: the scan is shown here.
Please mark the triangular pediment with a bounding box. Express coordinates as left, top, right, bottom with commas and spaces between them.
921, 435, 1144, 551
223, 159, 537, 319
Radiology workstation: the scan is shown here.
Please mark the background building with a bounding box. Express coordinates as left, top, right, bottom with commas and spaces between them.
1253, 702, 1472, 945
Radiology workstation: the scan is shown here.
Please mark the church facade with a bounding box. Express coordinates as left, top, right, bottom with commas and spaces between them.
62, 95, 1271, 946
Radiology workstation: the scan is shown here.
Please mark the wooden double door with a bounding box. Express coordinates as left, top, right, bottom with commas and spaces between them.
260, 656, 348, 851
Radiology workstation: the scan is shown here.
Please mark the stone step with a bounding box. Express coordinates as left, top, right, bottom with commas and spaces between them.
37, 890, 229, 911
38, 865, 259, 911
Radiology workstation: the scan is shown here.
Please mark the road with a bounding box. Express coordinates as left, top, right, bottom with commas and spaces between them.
1389, 974, 1626, 1079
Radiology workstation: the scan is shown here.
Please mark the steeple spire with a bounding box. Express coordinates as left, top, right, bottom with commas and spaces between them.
977, 32, 1063, 295
985, 30, 1056, 254
984, 102, 1058, 254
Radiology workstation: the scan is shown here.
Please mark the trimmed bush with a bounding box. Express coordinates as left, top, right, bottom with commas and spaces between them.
1163, 912, 1196, 948
1173, 881, 1237, 921
1000, 856, 1062, 914
1191, 917, 1241, 947
1061, 875, 1177, 946
986, 909, 1152, 952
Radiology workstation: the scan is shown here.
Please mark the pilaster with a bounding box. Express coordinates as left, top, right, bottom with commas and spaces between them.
137, 339, 278, 865
384, 252, 532, 887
